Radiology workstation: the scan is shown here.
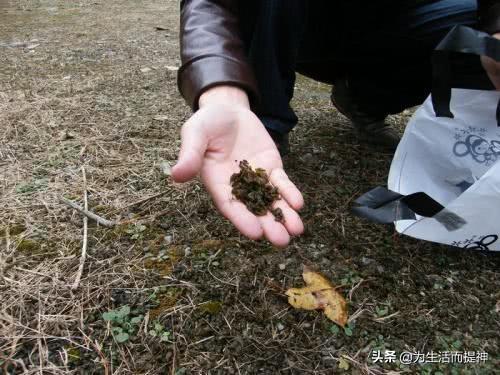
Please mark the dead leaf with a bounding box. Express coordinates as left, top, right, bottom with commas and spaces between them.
338, 356, 350, 371
285, 265, 348, 327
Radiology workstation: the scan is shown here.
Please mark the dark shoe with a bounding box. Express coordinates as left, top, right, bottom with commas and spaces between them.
331, 78, 400, 151
267, 128, 290, 156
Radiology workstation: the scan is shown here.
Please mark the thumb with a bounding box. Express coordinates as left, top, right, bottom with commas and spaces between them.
172, 114, 208, 183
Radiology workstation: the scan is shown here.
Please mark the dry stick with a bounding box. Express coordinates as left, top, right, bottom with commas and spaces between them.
72, 166, 89, 290
78, 329, 110, 375
119, 190, 169, 211
60, 197, 116, 228
0, 228, 10, 280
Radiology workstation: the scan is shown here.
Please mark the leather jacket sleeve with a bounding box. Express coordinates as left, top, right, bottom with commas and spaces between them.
478, 0, 500, 34
178, 0, 500, 111
177, 0, 258, 111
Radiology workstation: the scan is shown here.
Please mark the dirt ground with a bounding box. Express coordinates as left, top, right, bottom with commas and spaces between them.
0, 0, 499, 374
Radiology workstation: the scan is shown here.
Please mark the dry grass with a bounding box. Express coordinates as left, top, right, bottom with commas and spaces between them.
1, 0, 499, 374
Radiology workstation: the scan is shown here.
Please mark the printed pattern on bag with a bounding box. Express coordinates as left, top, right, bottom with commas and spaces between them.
433, 210, 467, 231
453, 127, 500, 166
451, 234, 499, 250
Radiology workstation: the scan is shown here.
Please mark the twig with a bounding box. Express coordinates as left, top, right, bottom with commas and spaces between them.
348, 278, 370, 301
187, 336, 214, 347
60, 197, 116, 227
72, 166, 89, 290
170, 319, 177, 375
372, 310, 400, 323
119, 190, 169, 211
79, 329, 110, 375
0, 227, 10, 280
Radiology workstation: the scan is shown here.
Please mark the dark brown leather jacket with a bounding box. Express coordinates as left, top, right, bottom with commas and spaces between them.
178, 0, 500, 111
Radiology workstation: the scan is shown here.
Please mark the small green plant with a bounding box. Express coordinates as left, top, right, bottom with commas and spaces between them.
343, 323, 354, 337
102, 305, 143, 343
329, 324, 340, 335
370, 334, 387, 351
340, 271, 362, 286
437, 335, 462, 351
375, 302, 391, 317
328, 319, 354, 337
15, 178, 48, 194
125, 223, 147, 240
149, 321, 171, 342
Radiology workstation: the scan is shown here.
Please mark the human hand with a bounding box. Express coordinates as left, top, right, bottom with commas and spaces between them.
172, 86, 304, 247
481, 32, 500, 90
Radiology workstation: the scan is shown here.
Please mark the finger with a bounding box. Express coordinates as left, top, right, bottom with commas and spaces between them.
269, 168, 304, 211
210, 184, 264, 240
259, 213, 291, 248
273, 200, 304, 237
172, 114, 208, 183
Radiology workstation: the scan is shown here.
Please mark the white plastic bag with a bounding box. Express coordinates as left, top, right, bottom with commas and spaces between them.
353, 26, 500, 251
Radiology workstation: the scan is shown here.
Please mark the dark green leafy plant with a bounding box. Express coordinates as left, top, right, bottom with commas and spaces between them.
102, 305, 143, 343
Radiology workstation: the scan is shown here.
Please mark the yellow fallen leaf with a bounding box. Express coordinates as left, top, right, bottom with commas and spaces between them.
285, 265, 348, 327
338, 356, 350, 371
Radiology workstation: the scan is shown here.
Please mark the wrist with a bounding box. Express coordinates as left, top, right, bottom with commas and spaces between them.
198, 85, 250, 110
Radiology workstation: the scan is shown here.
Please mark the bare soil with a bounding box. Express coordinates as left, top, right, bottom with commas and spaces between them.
0, 1, 499, 374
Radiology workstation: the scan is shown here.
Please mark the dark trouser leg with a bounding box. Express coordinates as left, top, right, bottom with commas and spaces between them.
239, 0, 478, 137
238, 0, 306, 136
297, 0, 478, 117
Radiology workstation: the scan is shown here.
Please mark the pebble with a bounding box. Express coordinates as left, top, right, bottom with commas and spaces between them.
164, 235, 173, 245
320, 258, 331, 267
300, 153, 316, 166
322, 167, 336, 178
311, 251, 321, 260
276, 323, 285, 331
158, 160, 172, 176
211, 261, 220, 267
278, 263, 286, 270
58, 129, 75, 141
361, 256, 374, 265
184, 247, 192, 257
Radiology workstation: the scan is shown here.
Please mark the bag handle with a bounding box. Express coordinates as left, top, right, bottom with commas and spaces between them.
432, 26, 500, 125
352, 186, 467, 232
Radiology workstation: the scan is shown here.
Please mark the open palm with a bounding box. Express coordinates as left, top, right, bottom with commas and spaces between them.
172, 104, 304, 247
